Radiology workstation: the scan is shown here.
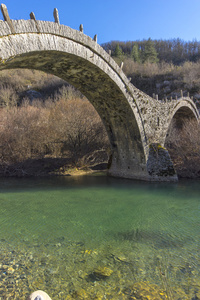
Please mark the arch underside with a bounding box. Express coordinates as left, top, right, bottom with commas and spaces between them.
172, 104, 198, 125
164, 105, 199, 178
0, 49, 149, 179
165, 105, 199, 144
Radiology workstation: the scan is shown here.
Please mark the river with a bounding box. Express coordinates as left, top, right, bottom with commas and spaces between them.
0, 174, 199, 299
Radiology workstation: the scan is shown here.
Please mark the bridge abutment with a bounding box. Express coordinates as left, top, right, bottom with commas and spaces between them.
146, 143, 177, 181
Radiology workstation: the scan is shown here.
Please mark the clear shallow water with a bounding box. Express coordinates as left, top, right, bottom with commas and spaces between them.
0, 175, 199, 299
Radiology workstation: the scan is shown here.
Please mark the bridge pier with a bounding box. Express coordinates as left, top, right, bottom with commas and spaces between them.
108, 144, 178, 182
147, 143, 178, 181
107, 151, 150, 181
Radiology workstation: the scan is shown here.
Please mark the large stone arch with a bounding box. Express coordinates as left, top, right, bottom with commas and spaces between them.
0, 19, 151, 180
1, 8, 199, 181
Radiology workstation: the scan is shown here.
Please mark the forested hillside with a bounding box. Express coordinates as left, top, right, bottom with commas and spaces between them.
102, 39, 200, 105
102, 38, 200, 65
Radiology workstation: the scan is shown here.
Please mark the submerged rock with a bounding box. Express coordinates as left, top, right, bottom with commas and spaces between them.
123, 281, 195, 300
7, 266, 15, 274
72, 288, 88, 299
123, 282, 167, 299
92, 266, 113, 280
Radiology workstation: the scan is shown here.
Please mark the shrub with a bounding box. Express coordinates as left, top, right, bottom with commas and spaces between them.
0, 97, 109, 172
165, 119, 200, 178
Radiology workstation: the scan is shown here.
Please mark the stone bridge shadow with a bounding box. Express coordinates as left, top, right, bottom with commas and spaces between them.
0, 4, 199, 181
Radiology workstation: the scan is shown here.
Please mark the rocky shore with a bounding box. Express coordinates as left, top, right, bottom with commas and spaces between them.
0, 237, 200, 299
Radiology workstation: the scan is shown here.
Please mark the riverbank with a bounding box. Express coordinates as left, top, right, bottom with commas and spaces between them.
1, 157, 200, 179
0, 158, 108, 177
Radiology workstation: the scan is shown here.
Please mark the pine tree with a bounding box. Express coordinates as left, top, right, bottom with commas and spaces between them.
114, 44, 123, 57
131, 44, 140, 62
143, 38, 159, 63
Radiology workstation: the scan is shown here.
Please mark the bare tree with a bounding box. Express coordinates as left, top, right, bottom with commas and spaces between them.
165, 119, 200, 178
0, 97, 109, 175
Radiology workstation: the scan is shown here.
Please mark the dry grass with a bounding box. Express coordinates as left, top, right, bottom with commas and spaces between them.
123, 59, 176, 77
121, 58, 200, 100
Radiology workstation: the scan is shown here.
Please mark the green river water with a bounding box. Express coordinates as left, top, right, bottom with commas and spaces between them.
0, 174, 199, 299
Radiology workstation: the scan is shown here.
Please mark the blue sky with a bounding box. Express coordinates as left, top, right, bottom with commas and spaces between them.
1, 0, 200, 44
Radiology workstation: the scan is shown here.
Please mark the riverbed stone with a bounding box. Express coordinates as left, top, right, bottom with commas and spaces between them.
92, 266, 113, 279
123, 282, 167, 299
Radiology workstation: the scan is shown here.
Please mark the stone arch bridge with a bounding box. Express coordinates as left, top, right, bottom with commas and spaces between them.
0, 4, 199, 181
